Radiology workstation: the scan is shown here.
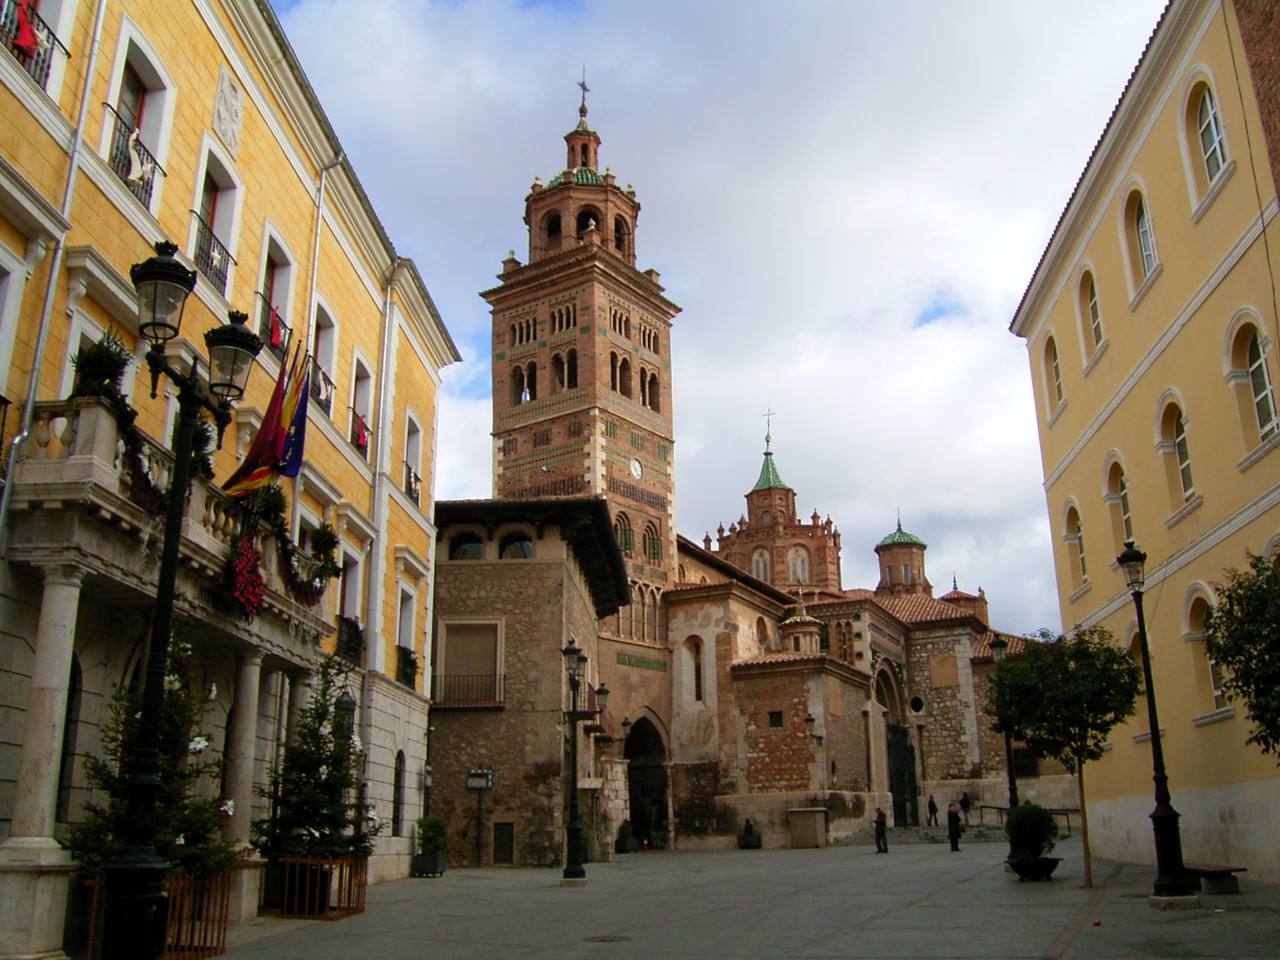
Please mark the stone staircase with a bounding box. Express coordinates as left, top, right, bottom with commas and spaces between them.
891, 823, 1006, 844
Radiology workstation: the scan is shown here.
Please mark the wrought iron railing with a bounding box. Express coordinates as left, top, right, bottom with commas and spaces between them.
431, 673, 504, 707
1, 0, 68, 91
0, 393, 10, 480
336, 615, 363, 664
103, 102, 164, 208
403, 461, 421, 506
349, 408, 369, 459
257, 292, 291, 363
395, 645, 418, 687
309, 358, 335, 416
192, 211, 233, 296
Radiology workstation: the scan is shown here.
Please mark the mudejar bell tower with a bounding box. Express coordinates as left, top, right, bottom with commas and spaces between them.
481, 93, 681, 613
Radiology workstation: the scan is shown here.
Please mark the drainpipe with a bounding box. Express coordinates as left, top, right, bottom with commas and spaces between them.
0, 0, 111, 555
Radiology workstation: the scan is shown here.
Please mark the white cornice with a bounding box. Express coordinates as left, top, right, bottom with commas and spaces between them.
298, 461, 343, 508
336, 499, 377, 543
393, 544, 430, 583
1013, 0, 1217, 339
64, 245, 139, 331
0, 155, 70, 240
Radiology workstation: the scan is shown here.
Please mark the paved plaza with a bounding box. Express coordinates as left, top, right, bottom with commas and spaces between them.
224, 836, 1279, 959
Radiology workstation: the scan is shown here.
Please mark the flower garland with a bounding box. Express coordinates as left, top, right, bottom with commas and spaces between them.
228, 536, 267, 616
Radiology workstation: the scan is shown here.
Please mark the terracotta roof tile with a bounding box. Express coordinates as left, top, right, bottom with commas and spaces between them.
939, 588, 978, 601
873, 593, 970, 624
734, 652, 828, 667
972, 631, 1027, 660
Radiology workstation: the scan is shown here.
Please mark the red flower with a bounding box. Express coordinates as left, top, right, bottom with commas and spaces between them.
229, 537, 266, 615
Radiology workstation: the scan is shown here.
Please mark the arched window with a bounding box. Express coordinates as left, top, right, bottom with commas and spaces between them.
613, 513, 633, 553
642, 522, 661, 562
618, 358, 632, 398
1044, 336, 1063, 411
686, 636, 703, 702
499, 533, 534, 559
566, 349, 578, 389
576, 208, 599, 237
1228, 321, 1278, 448
1124, 190, 1159, 286
1105, 460, 1133, 549
610, 351, 619, 391
1080, 272, 1104, 357
1185, 593, 1227, 710
789, 546, 810, 585
1158, 401, 1195, 507
392, 750, 405, 836
755, 616, 769, 650
56, 655, 83, 823
1247, 329, 1277, 440
1192, 84, 1227, 186
524, 361, 537, 401
647, 372, 659, 412
545, 212, 561, 246
551, 353, 565, 393
639, 366, 648, 407
1064, 505, 1087, 589
614, 216, 630, 255
449, 533, 484, 560
511, 365, 526, 404
752, 548, 770, 582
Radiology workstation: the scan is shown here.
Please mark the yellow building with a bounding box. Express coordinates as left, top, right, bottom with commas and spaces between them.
1012, 0, 1280, 882
0, 0, 457, 954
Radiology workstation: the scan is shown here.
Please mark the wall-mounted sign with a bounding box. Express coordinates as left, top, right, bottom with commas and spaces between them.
466, 768, 494, 790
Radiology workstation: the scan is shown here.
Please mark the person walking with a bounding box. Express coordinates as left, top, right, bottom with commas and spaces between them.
926, 795, 939, 826
874, 807, 889, 853
947, 803, 962, 852
959, 791, 972, 826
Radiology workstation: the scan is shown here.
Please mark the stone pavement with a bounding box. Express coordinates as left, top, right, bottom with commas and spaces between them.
224, 836, 1279, 959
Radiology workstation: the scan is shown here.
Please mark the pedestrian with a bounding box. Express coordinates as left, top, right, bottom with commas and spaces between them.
959, 791, 971, 826
874, 807, 888, 853
927, 795, 939, 826
947, 803, 962, 852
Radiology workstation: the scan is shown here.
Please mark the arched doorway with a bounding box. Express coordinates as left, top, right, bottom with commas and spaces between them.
876, 669, 918, 827
624, 717, 668, 849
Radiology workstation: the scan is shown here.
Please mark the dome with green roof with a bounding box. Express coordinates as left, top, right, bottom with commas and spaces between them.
751, 430, 789, 492
547, 167, 605, 188
877, 518, 926, 549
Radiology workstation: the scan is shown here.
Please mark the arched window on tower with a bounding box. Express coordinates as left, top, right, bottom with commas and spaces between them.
580, 144, 589, 167
499, 533, 535, 559
613, 512, 633, 554
614, 216, 630, 255
511, 366, 526, 404
789, 546, 810, 585
545, 212, 561, 247
576, 208, 600, 237
752, 548, 770, 582
639, 366, 649, 407
567, 349, 578, 389
610, 352, 619, 392
619, 358, 632, 398
643, 522, 661, 562
551, 353, 565, 394
648, 372, 660, 412
525, 361, 537, 401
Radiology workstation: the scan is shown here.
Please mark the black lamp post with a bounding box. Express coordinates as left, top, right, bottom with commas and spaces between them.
561, 643, 608, 881
989, 636, 1019, 813
99, 241, 261, 960
1116, 540, 1196, 899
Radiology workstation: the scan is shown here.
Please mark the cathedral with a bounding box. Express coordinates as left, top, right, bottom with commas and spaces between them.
427, 99, 1070, 864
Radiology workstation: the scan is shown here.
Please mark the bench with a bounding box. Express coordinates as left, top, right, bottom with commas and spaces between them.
1185, 863, 1247, 894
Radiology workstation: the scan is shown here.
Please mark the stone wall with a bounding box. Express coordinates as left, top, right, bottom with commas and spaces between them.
907, 625, 981, 780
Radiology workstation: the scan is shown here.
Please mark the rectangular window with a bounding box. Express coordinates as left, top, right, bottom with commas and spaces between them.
604, 420, 617, 439
1174, 415, 1194, 500
902, 564, 911, 584
533, 428, 551, 448
1136, 201, 1156, 276
631, 432, 645, 451
397, 590, 414, 649
1209, 657, 1227, 710
502, 437, 517, 456
768, 710, 783, 729
435, 622, 502, 706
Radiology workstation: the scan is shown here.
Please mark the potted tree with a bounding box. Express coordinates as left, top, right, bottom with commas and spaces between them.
411, 815, 449, 876
1004, 803, 1061, 880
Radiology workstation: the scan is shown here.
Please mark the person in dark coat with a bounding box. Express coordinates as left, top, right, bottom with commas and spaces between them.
959, 791, 972, 825
927, 795, 939, 826
874, 807, 888, 853
947, 803, 962, 852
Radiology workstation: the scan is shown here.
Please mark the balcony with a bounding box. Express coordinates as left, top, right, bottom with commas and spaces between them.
395, 645, 418, 687
257, 293, 291, 364
309, 358, 334, 416
431, 673, 504, 708
104, 103, 165, 209
1, 0, 68, 91
349, 409, 370, 460
403, 461, 421, 506
193, 212, 233, 296
336, 615, 364, 664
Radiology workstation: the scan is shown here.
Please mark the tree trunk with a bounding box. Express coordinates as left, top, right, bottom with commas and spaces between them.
1077, 762, 1092, 889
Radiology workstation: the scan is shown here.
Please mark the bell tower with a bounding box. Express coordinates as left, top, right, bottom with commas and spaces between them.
481, 92, 682, 602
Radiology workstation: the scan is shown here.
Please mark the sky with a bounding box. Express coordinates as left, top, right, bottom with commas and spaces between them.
271, 0, 1169, 636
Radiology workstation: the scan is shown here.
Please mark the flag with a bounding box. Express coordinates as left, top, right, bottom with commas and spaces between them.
222, 345, 296, 497
269, 307, 282, 348
278, 356, 309, 478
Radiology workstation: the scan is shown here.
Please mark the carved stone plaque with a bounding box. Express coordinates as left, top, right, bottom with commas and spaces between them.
213, 66, 244, 156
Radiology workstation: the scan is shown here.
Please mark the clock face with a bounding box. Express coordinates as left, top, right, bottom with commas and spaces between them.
629, 458, 643, 479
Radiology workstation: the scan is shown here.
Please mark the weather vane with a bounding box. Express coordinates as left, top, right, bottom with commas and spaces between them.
578, 66, 590, 109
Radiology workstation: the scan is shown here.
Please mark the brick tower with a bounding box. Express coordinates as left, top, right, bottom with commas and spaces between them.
481, 95, 681, 599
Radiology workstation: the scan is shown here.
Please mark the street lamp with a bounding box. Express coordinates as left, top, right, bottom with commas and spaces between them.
562, 642, 605, 881
99, 241, 262, 960
989, 636, 1019, 813
1116, 540, 1196, 899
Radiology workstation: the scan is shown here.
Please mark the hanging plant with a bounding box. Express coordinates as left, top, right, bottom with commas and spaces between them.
277, 521, 342, 607
225, 536, 267, 616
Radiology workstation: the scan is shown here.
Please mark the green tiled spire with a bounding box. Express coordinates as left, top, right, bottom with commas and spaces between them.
751, 429, 789, 492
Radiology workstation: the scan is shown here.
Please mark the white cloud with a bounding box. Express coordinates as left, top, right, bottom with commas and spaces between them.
276, 0, 1167, 634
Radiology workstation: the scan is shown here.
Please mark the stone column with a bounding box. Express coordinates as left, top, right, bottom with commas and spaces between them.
223, 649, 264, 924
0, 564, 84, 960
286, 668, 312, 745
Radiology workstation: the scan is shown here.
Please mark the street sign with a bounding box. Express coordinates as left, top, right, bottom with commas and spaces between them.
466, 768, 493, 790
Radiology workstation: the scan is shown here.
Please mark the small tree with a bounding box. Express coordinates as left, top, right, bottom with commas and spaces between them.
1205, 552, 1280, 757
252, 654, 378, 859
987, 627, 1140, 888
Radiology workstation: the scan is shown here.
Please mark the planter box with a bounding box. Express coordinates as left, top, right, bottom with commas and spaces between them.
81, 869, 232, 959
276, 857, 367, 919
410, 852, 448, 877
1007, 857, 1062, 881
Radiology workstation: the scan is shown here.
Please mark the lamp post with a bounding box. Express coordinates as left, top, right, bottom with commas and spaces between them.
99, 241, 262, 960
1116, 540, 1196, 899
989, 636, 1019, 813
561, 644, 608, 881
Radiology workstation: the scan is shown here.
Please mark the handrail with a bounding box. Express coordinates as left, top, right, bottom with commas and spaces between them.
102, 102, 165, 208
191, 210, 234, 296
256, 291, 291, 362
308, 357, 335, 415
1, 0, 70, 90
